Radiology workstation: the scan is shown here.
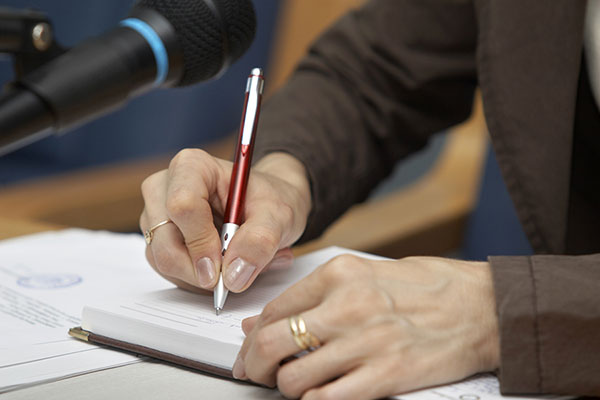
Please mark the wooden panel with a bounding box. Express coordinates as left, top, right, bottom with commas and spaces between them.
266, 0, 365, 95
0, 217, 62, 240
0, 136, 234, 232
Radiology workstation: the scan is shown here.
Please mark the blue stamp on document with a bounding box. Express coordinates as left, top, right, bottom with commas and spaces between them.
17, 274, 83, 289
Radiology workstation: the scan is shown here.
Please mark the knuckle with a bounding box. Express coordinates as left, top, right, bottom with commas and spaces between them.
260, 301, 278, 324
276, 365, 304, 398
184, 233, 215, 254
170, 148, 205, 169
310, 386, 338, 400
246, 227, 280, 253
275, 200, 295, 225
166, 187, 196, 220
152, 249, 177, 276
140, 171, 163, 199
254, 329, 277, 359
319, 258, 345, 281
320, 254, 360, 281
170, 148, 219, 187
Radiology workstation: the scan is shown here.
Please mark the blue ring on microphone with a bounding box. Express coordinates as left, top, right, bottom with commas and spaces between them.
120, 18, 168, 87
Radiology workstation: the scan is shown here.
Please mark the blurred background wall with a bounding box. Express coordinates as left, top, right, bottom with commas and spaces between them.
0, 0, 530, 260
0, 0, 479, 253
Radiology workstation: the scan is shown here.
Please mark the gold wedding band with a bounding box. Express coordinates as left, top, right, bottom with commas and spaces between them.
144, 219, 172, 245
289, 315, 321, 351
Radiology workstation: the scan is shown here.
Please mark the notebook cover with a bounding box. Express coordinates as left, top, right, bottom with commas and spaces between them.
69, 326, 234, 379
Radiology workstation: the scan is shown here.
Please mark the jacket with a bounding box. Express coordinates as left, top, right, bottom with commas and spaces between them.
254, 0, 600, 395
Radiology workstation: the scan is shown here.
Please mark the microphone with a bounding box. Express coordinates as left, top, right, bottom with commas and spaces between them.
0, 0, 256, 155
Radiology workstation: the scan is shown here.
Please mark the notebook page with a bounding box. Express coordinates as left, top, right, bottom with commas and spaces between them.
82, 246, 371, 369
394, 373, 571, 400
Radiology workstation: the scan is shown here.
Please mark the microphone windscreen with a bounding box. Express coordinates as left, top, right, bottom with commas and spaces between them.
134, 0, 256, 86
218, 0, 257, 63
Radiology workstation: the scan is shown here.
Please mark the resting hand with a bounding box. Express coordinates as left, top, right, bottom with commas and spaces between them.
139, 150, 311, 292
235, 254, 499, 400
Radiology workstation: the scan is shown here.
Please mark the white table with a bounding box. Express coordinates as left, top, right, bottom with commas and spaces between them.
4, 361, 284, 400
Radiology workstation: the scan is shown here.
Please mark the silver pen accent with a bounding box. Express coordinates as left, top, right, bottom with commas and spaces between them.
214, 223, 238, 314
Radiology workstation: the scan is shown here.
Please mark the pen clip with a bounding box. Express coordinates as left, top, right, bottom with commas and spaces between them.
241, 70, 264, 146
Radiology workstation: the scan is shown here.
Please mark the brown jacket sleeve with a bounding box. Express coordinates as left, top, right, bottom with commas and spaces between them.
255, 0, 478, 241
490, 254, 600, 396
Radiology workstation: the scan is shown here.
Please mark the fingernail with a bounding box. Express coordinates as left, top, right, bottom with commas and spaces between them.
232, 354, 246, 379
224, 258, 256, 291
195, 257, 216, 287
268, 254, 293, 270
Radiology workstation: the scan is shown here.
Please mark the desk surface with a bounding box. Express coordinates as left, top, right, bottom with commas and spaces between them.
5, 361, 283, 400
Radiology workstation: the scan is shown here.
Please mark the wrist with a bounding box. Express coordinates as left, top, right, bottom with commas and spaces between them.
472, 262, 500, 372
255, 152, 312, 224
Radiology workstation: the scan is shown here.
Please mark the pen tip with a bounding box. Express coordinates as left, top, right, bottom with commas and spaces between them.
215, 308, 221, 316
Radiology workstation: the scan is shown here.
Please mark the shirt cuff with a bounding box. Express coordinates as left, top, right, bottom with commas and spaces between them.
489, 255, 541, 394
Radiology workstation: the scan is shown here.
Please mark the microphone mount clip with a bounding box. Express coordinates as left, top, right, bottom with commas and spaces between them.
0, 7, 66, 79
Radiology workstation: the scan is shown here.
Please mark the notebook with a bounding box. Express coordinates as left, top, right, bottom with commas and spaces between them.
70, 246, 371, 378
69, 247, 568, 400
70, 246, 570, 400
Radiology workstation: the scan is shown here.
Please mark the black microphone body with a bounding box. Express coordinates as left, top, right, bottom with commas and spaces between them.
0, 0, 256, 155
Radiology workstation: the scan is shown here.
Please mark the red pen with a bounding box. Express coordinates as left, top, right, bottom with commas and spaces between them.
214, 67, 264, 315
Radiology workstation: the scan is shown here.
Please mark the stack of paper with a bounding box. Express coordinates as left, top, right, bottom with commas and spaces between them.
0, 229, 172, 393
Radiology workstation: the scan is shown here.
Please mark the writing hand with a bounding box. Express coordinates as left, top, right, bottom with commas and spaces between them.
139, 150, 311, 292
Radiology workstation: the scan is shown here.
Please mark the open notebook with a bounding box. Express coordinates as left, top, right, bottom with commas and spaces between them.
70, 247, 369, 377
70, 246, 569, 400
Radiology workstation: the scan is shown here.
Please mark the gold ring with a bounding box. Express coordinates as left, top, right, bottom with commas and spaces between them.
144, 219, 172, 245
289, 315, 321, 351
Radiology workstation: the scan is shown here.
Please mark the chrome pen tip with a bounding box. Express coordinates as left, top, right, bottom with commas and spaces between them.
215, 307, 222, 316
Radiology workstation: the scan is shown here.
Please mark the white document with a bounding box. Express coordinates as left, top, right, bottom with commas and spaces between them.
0, 342, 139, 393
394, 373, 570, 400
0, 229, 172, 393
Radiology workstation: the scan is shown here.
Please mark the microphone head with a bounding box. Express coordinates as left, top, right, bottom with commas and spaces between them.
134, 0, 256, 86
